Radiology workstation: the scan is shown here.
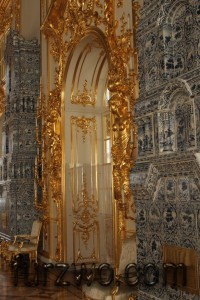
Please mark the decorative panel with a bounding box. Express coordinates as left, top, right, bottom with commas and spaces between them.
0, 30, 40, 237
134, 0, 200, 299
158, 111, 175, 153
70, 115, 99, 263
137, 114, 154, 157
73, 221, 99, 263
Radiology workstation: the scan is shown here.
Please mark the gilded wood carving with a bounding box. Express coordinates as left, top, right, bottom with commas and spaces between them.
38, 0, 139, 261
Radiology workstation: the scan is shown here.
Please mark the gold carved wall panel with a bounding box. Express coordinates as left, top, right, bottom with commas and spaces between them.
39, 0, 139, 265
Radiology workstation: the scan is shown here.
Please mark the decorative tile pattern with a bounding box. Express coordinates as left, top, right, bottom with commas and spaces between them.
131, 0, 200, 299
0, 30, 40, 236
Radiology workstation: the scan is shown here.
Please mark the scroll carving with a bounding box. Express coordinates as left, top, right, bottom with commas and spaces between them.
39, 0, 140, 261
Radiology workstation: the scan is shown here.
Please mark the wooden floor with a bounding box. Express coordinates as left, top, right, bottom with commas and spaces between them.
0, 257, 82, 299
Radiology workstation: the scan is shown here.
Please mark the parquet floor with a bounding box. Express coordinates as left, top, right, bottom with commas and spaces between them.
0, 258, 82, 299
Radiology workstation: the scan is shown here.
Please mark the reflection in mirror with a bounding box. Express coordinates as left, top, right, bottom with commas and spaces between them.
63, 31, 113, 265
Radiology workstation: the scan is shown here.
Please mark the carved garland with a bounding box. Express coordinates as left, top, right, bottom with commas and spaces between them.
0, 0, 20, 114
39, 0, 139, 261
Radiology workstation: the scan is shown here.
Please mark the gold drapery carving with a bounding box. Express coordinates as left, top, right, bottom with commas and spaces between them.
0, 0, 20, 35
0, 0, 20, 113
39, 0, 139, 261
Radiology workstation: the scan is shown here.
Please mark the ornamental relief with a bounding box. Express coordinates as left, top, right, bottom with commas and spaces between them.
138, 1, 199, 93
158, 110, 175, 153
73, 221, 99, 263
157, 98, 196, 154
132, 158, 200, 202
135, 1, 200, 299
73, 173, 99, 263
137, 114, 154, 157
71, 116, 96, 143
70, 115, 98, 211
39, 0, 139, 262
139, 100, 195, 157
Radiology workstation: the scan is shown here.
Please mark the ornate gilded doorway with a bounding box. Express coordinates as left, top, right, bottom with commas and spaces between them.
38, 0, 139, 265
63, 30, 112, 264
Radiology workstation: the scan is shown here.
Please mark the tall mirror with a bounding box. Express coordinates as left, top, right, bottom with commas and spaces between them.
62, 30, 113, 264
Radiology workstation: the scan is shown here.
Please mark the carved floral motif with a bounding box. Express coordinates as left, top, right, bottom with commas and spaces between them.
39, 0, 139, 261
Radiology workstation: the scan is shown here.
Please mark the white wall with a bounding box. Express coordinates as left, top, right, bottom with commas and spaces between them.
20, 0, 40, 41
